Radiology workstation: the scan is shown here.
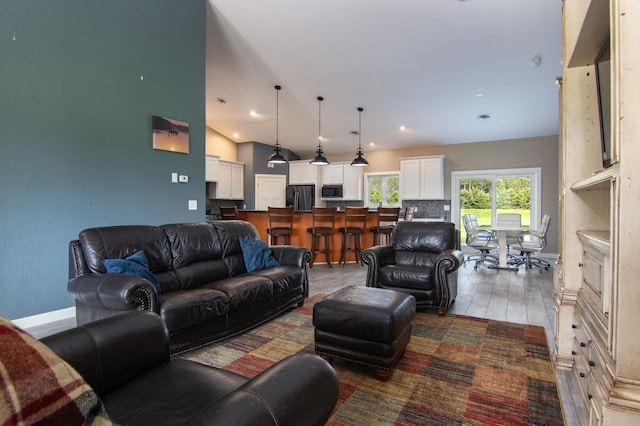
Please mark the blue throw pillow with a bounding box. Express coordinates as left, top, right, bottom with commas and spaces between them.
239, 238, 280, 272
103, 250, 161, 294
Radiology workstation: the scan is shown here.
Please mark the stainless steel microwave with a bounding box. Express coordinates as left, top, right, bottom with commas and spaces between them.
321, 184, 343, 198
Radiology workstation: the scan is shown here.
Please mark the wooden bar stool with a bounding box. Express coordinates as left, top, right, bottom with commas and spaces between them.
306, 207, 337, 268
370, 207, 400, 245
267, 206, 294, 245
338, 207, 369, 266
219, 206, 238, 220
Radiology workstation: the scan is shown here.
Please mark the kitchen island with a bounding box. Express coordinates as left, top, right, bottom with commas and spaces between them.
234, 210, 444, 264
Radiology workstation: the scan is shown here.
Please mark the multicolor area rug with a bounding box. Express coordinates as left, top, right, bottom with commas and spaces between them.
179, 295, 565, 425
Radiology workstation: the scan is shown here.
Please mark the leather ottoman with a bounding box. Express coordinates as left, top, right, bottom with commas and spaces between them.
313, 285, 416, 381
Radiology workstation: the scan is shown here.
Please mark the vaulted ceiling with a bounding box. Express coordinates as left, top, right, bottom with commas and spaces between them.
206, 0, 562, 158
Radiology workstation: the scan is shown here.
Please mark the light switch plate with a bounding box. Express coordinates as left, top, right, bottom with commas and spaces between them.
171, 173, 178, 183
188, 200, 197, 210
443, 205, 450, 211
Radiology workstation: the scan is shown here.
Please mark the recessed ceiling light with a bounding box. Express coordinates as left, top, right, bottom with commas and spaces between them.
369, 142, 375, 146
530, 55, 542, 67
476, 113, 493, 120
399, 126, 407, 131
233, 133, 239, 138
250, 110, 258, 117
475, 92, 484, 97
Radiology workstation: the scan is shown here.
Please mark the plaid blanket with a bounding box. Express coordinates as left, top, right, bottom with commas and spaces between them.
0, 317, 112, 425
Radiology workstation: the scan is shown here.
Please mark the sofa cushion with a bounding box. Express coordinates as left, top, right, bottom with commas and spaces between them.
239, 238, 279, 272
104, 250, 161, 293
204, 276, 273, 310
79, 225, 173, 275
378, 264, 435, 291
251, 265, 306, 296
159, 288, 230, 332
163, 223, 229, 291
0, 317, 111, 425
392, 221, 457, 252
212, 221, 262, 276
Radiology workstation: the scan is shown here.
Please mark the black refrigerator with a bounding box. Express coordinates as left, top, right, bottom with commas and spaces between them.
286, 185, 315, 211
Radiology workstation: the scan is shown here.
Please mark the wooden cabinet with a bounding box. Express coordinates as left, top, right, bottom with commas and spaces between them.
216, 160, 244, 200
205, 156, 219, 182
556, 0, 640, 423
289, 160, 318, 185
321, 164, 344, 185
399, 155, 444, 200
342, 164, 363, 200
318, 163, 363, 200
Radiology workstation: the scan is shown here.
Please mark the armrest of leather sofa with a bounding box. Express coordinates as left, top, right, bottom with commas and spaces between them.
433, 249, 465, 311
269, 245, 312, 268
41, 311, 170, 396
435, 249, 464, 274
68, 273, 158, 313
361, 245, 396, 287
191, 353, 339, 426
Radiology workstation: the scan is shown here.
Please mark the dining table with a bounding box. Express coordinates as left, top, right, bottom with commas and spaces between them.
489, 225, 528, 270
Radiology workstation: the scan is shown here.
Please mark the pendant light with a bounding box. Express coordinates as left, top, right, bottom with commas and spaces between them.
267, 85, 288, 164
350, 107, 369, 167
310, 96, 330, 165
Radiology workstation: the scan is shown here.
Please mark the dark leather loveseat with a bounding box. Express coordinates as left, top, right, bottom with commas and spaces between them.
362, 221, 464, 315
41, 311, 339, 425
68, 220, 311, 354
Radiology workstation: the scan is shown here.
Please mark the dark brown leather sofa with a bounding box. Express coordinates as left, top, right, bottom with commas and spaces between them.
68, 220, 311, 354
362, 221, 464, 315
42, 311, 339, 426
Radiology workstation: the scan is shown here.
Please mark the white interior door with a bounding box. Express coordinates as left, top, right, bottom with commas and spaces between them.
255, 174, 286, 211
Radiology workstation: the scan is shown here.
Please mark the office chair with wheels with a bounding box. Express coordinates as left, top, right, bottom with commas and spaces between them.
462, 213, 499, 270
510, 214, 552, 270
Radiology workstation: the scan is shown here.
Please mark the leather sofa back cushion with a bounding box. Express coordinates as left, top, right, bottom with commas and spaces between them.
213, 221, 263, 276
80, 226, 173, 275
393, 222, 457, 252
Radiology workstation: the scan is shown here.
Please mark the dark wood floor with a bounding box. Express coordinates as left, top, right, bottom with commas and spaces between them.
27, 259, 587, 425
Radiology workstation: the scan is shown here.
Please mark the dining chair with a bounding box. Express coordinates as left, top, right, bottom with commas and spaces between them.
510, 214, 552, 270
462, 213, 499, 269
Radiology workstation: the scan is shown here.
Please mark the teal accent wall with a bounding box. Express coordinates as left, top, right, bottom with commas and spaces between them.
0, 0, 206, 319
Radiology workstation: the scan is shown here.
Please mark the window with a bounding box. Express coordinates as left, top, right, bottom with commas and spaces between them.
365, 172, 400, 208
452, 168, 541, 246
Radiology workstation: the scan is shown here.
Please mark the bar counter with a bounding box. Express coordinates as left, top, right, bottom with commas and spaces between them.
235, 210, 445, 264
237, 210, 378, 264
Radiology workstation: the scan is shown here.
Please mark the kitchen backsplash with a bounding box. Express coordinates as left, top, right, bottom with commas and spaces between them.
402, 200, 451, 221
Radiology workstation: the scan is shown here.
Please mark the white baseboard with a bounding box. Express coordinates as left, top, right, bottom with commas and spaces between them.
12, 307, 76, 329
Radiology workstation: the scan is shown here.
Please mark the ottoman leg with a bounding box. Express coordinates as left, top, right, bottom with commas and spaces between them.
376, 369, 391, 382
437, 308, 446, 316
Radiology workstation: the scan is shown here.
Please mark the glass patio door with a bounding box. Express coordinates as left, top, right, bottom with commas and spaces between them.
452, 168, 541, 246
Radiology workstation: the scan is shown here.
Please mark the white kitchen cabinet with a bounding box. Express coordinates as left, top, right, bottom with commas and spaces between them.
321, 164, 344, 185
342, 164, 363, 200
216, 160, 244, 200
399, 155, 444, 200
289, 160, 318, 185
205, 155, 219, 182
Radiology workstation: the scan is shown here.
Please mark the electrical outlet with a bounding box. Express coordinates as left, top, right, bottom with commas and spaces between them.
188, 200, 197, 210
443, 205, 450, 211
179, 174, 189, 183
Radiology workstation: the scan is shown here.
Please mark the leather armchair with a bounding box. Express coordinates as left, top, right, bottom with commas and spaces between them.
362, 221, 464, 316
42, 311, 339, 426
